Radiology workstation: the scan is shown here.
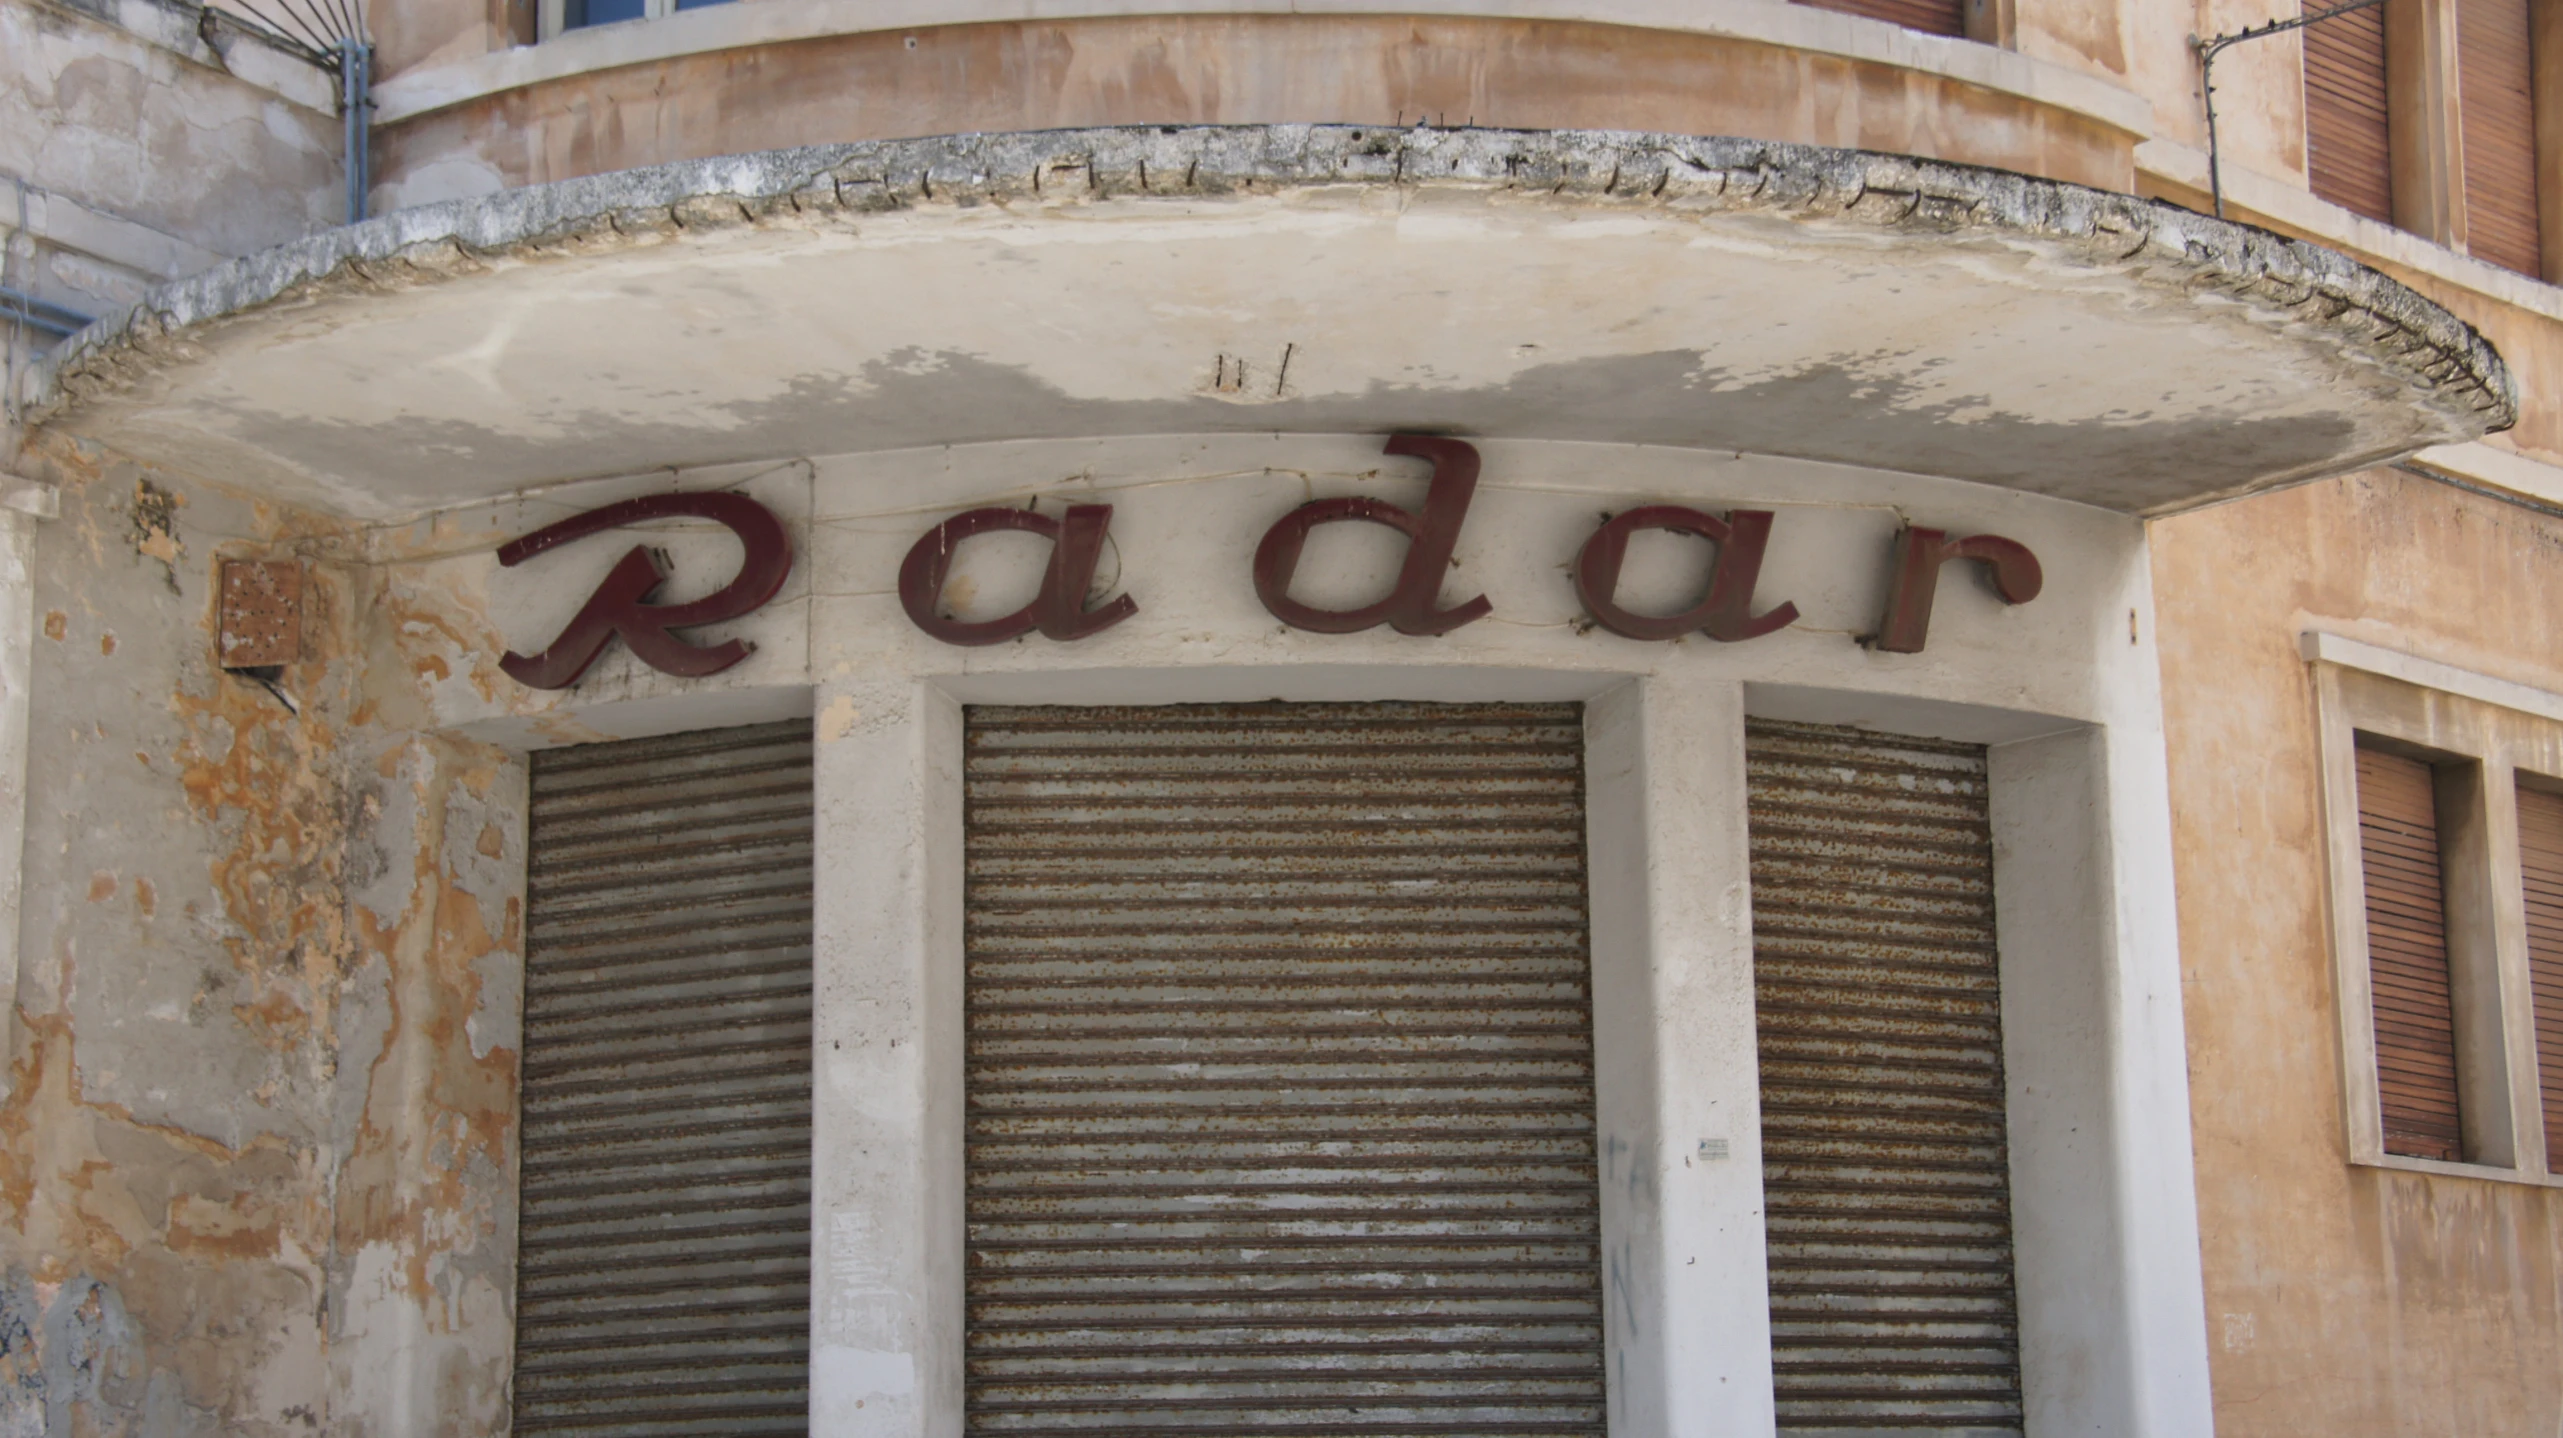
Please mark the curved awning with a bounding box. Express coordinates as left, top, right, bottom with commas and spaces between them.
19, 125, 2515, 519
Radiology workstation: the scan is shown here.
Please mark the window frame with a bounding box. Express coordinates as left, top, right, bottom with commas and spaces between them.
538, 0, 723, 43
2313, 639, 2563, 1184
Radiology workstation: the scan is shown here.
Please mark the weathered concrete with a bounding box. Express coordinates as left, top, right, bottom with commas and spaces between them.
0, 0, 340, 265
15, 126, 2518, 521
0, 429, 521, 1433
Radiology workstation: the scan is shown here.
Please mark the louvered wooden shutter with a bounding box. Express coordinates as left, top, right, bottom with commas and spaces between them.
2354, 744, 2465, 1163
962, 702, 1603, 1437
1792, 0, 1967, 38
2516, 783, 2563, 1169
2460, 0, 2545, 275
513, 721, 815, 1435
1746, 721, 2022, 1437
2306, 0, 2396, 223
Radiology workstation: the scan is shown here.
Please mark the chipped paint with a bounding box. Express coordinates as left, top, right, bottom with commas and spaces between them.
0, 435, 524, 1432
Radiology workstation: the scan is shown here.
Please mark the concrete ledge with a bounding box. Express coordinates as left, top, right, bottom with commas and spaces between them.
2403, 442, 2563, 514
19, 124, 2519, 459
2301, 630, 2563, 728
370, 0, 2157, 139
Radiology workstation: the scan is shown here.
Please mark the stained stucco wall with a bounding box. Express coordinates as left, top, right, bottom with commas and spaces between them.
2152, 467, 2563, 1437
0, 431, 523, 1435
1, 0, 340, 312
366, 14, 2137, 212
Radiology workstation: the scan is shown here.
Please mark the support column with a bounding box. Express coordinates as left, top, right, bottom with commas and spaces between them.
809, 676, 967, 1437
1586, 674, 1775, 1437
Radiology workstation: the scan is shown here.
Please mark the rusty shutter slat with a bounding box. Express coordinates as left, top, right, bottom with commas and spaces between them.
2306, 0, 2395, 224
1745, 720, 2023, 1438
513, 720, 815, 1436
962, 702, 1603, 1437
2354, 745, 2465, 1162
2515, 783, 2563, 1168
2461, 0, 2545, 276
1792, 0, 1966, 38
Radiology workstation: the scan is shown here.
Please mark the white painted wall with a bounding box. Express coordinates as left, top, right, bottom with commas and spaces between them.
0, 503, 41, 1052
442, 432, 2213, 1436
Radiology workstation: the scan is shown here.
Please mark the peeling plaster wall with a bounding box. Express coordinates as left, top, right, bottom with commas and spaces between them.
2152, 468, 2563, 1438
370, 0, 527, 92
0, 432, 522, 1435
0, 0, 340, 259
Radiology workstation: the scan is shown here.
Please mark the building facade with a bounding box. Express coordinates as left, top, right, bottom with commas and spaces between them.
0, 0, 2558, 1434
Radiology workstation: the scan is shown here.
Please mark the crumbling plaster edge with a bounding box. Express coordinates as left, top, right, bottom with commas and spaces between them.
365, 0, 2157, 138
13, 124, 2520, 450
2137, 138, 2563, 326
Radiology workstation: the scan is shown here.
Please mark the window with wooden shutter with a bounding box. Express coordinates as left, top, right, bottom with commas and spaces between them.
2459, 0, 2544, 274
2516, 782, 2563, 1169
2306, 0, 2396, 223
2354, 744, 2466, 1163
1792, 0, 1967, 38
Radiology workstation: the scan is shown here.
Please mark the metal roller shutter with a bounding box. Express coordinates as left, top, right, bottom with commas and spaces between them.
2354, 744, 2465, 1163
1745, 720, 2023, 1438
513, 720, 816, 1436
962, 701, 1603, 1438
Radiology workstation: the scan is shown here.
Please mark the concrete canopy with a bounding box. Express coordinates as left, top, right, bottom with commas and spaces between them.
19, 125, 2516, 519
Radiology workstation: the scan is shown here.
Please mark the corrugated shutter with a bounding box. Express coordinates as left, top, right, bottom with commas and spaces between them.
2354, 744, 2465, 1163
1792, 0, 1966, 38
2306, 0, 2395, 223
513, 720, 815, 1436
2514, 782, 2563, 1169
2460, 0, 2544, 276
962, 702, 1602, 1437
1745, 720, 2022, 1438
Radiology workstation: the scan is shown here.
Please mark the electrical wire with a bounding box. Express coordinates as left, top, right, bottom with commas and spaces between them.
2194, 0, 2393, 218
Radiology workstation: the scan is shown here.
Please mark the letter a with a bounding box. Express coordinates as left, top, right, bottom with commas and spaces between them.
1573, 505, 1799, 643
899, 504, 1138, 646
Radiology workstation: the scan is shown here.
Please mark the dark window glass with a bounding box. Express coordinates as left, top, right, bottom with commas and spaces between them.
563, 0, 646, 29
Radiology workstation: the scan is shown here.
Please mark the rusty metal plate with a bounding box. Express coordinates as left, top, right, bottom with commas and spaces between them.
513, 721, 815, 1436
216, 559, 302, 669
962, 701, 1602, 1436
1745, 719, 2024, 1438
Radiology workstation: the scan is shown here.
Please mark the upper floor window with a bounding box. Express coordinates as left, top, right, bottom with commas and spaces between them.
1792, 0, 2005, 43
547, 0, 730, 37
2313, 635, 2563, 1185
2302, 0, 2554, 281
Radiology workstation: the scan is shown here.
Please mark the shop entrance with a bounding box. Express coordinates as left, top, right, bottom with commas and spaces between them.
960, 702, 1605, 1435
